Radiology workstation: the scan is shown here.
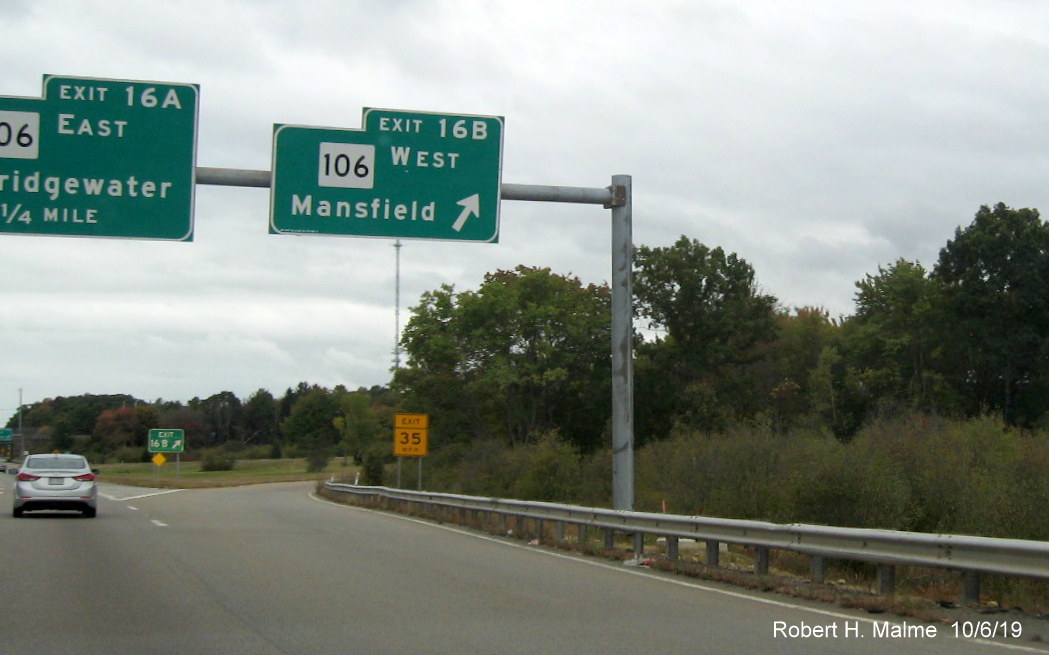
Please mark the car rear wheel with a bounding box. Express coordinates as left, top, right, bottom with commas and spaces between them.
82, 507, 96, 518
13, 507, 24, 518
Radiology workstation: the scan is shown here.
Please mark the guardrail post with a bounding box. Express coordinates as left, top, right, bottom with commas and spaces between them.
555, 521, 565, 542
706, 541, 720, 567
632, 532, 644, 555
755, 547, 770, 575
604, 528, 615, 551
963, 571, 981, 605
811, 556, 826, 584
578, 524, 588, 545
877, 564, 895, 596
666, 536, 680, 561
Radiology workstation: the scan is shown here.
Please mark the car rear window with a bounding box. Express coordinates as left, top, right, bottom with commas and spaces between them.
26, 455, 86, 470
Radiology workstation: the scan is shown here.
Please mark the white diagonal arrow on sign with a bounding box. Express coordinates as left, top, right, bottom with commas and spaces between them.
452, 194, 480, 232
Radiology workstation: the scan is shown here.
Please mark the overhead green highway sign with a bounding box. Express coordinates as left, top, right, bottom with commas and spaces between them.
270, 108, 503, 242
0, 74, 198, 240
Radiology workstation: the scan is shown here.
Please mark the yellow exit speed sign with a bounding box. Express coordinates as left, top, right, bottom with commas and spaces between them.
393, 413, 429, 456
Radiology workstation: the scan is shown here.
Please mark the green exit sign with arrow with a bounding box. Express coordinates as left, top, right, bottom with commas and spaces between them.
270, 108, 503, 242
148, 429, 185, 453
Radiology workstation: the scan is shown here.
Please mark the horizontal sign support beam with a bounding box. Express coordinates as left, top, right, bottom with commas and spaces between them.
195, 167, 613, 205
501, 183, 613, 206
196, 166, 270, 188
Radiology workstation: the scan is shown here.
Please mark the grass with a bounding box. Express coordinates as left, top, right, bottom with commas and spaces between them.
98, 457, 360, 489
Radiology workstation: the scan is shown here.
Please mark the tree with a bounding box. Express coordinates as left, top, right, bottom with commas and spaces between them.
192, 391, 242, 447
634, 236, 778, 432
333, 389, 386, 483
281, 388, 340, 471
842, 259, 947, 414
933, 203, 1049, 425
762, 307, 841, 431
92, 405, 157, 451
156, 405, 206, 450
241, 388, 280, 446
396, 266, 612, 451
12, 394, 139, 437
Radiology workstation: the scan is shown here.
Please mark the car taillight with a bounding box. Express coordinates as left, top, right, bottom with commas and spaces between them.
73, 473, 95, 482
17, 473, 40, 481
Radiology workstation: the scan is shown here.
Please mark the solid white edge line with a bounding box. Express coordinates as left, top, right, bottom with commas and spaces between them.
308, 492, 1047, 653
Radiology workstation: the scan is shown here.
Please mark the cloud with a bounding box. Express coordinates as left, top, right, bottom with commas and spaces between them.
3, 0, 1049, 404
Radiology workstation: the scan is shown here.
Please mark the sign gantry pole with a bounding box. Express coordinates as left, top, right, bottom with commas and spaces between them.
500, 178, 633, 510
609, 175, 633, 511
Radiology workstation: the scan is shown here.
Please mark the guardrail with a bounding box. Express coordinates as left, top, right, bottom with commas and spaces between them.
323, 482, 1049, 604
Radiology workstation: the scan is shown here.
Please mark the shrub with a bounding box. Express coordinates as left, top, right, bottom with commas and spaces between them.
111, 446, 148, 463
509, 431, 582, 503
361, 454, 385, 485
304, 446, 330, 473
200, 450, 236, 472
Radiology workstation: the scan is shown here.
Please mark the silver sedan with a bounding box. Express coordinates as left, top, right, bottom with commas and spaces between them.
13, 454, 98, 518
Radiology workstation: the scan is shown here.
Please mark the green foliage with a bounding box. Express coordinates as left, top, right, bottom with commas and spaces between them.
634, 411, 1049, 541
304, 446, 331, 473
507, 431, 582, 503
844, 259, 946, 411
396, 265, 612, 452
334, 390, 384, 463
190, 391, 243, 448
200, 450, 237, 472
415, 408, 1049, 541
419, 432, 602, 504
634, 236, 779, 433
933, 203, 1049, 425
14, 394, 138, 434
360, 454, 385, 486
634, 236, 778, 372
109, 446, 149, 464
242, 389, 281, 445
280, 389, 341, 447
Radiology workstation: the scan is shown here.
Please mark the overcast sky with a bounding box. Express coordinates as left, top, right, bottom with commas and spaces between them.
1, 0, 1047, 409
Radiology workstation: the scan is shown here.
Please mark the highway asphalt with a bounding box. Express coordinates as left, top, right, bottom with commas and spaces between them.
0, 475, 1044, 654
